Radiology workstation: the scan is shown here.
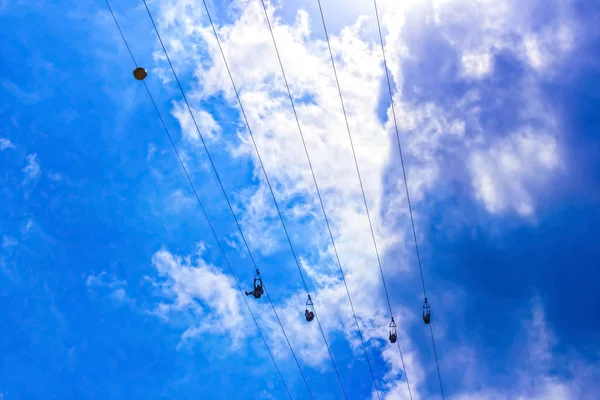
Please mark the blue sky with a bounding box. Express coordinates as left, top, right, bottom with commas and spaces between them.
1, 0, 600, 399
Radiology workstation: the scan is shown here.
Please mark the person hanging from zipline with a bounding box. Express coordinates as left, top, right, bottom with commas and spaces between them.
246, 270, 264, 299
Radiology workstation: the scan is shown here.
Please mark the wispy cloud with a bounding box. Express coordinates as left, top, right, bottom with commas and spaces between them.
47, 172, 64, 182
22, 153, 41, 185
420, 297, 600, 400
469, 129, 561, 216
2, 236, 17, 249
0, 138, 14, 150
461, 51, 493, 78
21, 218, 33, 234
147, 143, 157, 161
165, 189, 196, 214
85, 271, 130, 303
2, 80, 45, 105
172, 102, 222, 143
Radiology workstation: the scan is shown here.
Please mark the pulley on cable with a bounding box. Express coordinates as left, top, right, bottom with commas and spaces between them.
389, 318, 397, 343
423, 298, 431, 324
133, 67, 147, 80
305, 295, 315, 322
246, 270, 264, 299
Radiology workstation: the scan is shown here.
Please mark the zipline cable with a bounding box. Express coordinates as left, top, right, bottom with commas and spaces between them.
257, 1, 385, 398
140, 0, 316, 397
103, 2, 293, 399
372, 1, 444, 397
185, 0, 349, 397
314, 0, 413, 396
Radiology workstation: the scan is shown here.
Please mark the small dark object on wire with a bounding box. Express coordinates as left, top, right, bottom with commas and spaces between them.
389, 318, 398, 344
133, 67, 147, 80
246, 270, 264, 299
305, 295, 315, 322
423, 298, 431, 324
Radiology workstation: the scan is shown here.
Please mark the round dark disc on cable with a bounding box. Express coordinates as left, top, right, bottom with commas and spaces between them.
133, 67, 147, 81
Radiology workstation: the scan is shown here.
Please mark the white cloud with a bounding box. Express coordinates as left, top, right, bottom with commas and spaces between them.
172, 101, 222, 143
429, 0, 575, 75
47, 172, 64, 182
0, 138, 14, 150
2, 236, 17, 249
86, 271, 126, 289
166, 189, 196, 213
461, 52, 492, 78
86, 271, 130, 303
1, 80, 44, 104
21, 218, 33, 234
22, 153, 41, 185
237, 184, 281, 255
469, 130, 560, 216
522, 22, 575, 73
149, 247, 246, 343
147, 143, 157, 161
527, 298, 554, 371
524, 35, 545, 70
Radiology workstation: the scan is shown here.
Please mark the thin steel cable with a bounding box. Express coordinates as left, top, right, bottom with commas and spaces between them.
314, 0, 413, 396
188, 0, 348, 397
257, 0, 384, 398
372, 1, 444, 397
429, 322, 444, 399
139, 1, 315, 398
103, 2, 293, 399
